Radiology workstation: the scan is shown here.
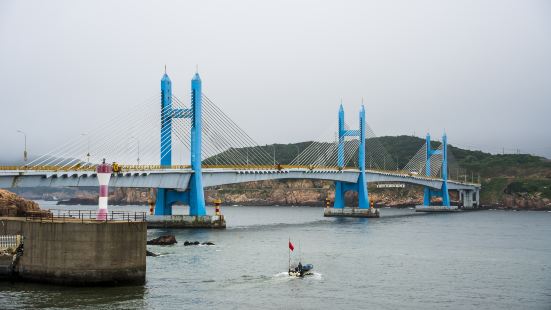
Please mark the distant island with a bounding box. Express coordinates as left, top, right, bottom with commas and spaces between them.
11, 136, 551, 210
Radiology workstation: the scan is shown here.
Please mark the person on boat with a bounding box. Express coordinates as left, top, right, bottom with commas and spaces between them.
298, 262, 302, 272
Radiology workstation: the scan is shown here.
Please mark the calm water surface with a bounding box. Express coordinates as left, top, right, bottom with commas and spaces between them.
1, 202, 550, 309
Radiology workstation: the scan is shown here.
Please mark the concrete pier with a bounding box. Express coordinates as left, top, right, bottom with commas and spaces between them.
147, 215, 226, 229
0, 216, 146, 285
324, 207, 380, 218
415, 205, 460, 212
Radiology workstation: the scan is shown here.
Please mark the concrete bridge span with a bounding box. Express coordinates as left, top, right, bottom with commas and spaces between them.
0, 168, 480, 192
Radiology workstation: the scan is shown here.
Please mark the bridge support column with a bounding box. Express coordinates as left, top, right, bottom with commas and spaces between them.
333, 182, 345, 209
189, 73, 206, 216
417, 133, 457, 212
151, 71, 216, 227
333, 105, 346, 209
155, 71, 175, 216
326, 104, 377, 218
154, 188, 171, 215
357, 105, 369, 209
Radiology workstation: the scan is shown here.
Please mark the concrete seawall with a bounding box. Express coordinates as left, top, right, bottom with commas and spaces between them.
0, 217, 146, 285
147, 215, 226, 229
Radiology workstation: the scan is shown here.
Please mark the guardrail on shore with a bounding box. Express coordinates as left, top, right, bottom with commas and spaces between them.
0, 235, 21, 250
25, 210, 147, 223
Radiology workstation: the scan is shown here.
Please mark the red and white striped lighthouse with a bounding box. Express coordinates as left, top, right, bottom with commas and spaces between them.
96, 159, 113, 221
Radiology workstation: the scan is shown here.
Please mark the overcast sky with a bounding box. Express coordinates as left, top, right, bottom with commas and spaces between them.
1, 0, 550, 163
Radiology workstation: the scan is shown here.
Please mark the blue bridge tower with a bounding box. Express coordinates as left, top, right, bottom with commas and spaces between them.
333, 104, 369, 210
422, 133, 450, 208
154, 71, 206, 216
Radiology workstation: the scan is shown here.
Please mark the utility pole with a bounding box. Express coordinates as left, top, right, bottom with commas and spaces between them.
131, 136, 140, 166
16, 130, 27, 162
273, 145, 276, 166
81, 133, 90, 164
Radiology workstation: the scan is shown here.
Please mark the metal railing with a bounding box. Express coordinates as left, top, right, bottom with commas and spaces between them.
25, 209, 147, 223
0, 235, 21, 250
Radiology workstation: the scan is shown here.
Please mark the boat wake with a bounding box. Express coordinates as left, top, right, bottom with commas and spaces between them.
273, 271, 323, 280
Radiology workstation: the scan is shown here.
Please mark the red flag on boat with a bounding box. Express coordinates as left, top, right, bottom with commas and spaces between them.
289, 241, 295, 251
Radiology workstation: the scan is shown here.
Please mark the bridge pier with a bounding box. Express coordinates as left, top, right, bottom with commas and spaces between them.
150, 71, 223, 228
458, 189, 480, 209
416, 133, 459, 212
325, 104, 379, 218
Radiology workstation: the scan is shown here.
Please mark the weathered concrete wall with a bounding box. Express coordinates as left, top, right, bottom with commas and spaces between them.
0, 255, 12, 278
0, 218, 146, 285
146, 215, 226, 229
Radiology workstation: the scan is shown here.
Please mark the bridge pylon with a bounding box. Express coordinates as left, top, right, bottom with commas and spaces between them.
417, 133, 454, 211
154, 71, 206, 217
326, 104, 378, 217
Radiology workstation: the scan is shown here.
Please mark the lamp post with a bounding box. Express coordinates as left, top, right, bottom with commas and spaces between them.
131, 136, 140, 166
81, 133, 90, 164
16, 130, 27, 162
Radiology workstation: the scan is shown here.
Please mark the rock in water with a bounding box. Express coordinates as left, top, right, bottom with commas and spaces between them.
0, 189, 50, 217
147, 235, 177, 245
146, 250, 159, 257
184, 241, 215, 246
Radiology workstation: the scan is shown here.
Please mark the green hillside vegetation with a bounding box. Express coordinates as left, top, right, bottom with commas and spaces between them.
204, 135, 551, 205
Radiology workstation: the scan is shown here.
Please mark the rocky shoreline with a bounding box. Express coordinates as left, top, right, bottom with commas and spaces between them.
10, 179, 551, 211
0, 190, 50, 217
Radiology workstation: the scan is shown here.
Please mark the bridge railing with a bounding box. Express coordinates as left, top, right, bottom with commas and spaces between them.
202, 164, 361, 171
0, 165, 98, 172
0, 235, 21, 251
25, 209, 147, 223
0, 164, 192, 172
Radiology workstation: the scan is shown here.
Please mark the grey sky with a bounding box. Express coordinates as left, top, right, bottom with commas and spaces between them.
1, 0, 550, 163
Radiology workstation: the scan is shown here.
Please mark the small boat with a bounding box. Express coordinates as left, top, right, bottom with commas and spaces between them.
288, 238, 314, 277
288, 262, 314, 277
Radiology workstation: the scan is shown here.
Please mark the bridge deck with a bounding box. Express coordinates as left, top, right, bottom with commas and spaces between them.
0, 167, 480, 191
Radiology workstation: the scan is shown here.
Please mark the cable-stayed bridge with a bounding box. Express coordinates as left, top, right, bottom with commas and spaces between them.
0, 71, 481, 217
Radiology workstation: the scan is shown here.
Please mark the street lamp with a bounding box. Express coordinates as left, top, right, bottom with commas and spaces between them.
81, 133, 90, 164
16, 130, 27, 162
131, 136, 140, 166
